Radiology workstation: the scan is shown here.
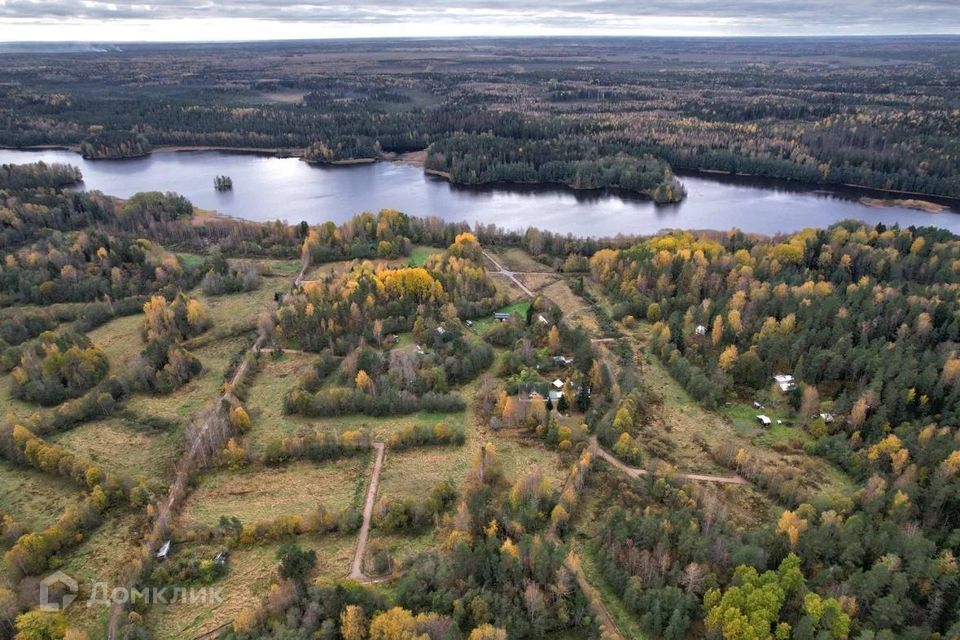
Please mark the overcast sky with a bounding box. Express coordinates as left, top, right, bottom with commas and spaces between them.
1, 0, 959, 41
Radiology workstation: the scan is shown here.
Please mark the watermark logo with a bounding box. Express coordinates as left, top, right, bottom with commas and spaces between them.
40, 571, 78, 611
40, 572, 224, 609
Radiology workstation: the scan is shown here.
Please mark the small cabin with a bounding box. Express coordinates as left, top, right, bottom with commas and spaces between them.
756, 414, 772, 427
773, 374, 796, 392
819, 413, 835, 424
694, 325, 707, 336
157, 540, 171, 562
494, 312, 512, 322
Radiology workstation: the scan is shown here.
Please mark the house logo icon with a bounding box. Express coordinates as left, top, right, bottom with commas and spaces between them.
39, 571, 78, 611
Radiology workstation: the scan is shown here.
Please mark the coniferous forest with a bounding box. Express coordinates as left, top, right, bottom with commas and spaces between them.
1, 38, 959, 200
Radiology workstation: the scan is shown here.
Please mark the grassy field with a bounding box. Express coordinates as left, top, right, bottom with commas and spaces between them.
0, 374, 40, 423
0, 462, 81, 531
485, 247, 553, 273
51, 418, 180, 488
363, 529, 436, 576
538, 278, 601, 336
470, 301, 531, 334
515, 272, 561, 295
59, 511, 144, 638
125, 334, 249, 423
86, 285, 271, 370
180, 457, 371, 528
199, 283, 280, 331
407, 245, 443, 267
147, 533, 356, 640
86, 312, 144, 367
243, 352, 320, 455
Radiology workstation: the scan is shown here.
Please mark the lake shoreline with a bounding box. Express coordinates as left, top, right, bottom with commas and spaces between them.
2, 146, 959, 237
4, 144, 956, 209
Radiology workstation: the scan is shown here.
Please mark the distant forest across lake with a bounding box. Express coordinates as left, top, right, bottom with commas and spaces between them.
1, 36, 958, 202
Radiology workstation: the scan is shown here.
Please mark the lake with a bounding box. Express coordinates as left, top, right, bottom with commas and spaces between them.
2, 148, 959, 236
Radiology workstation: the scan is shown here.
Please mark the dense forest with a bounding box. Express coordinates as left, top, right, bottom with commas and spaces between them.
1, 37, 958, 199
3, 158, 960, 640
580, 222, 960, 638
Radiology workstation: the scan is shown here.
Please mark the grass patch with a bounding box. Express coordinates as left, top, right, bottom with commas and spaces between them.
146, 533, 355, 640
60, 511, 144, 638
51, 418, 180, 488
125, 335, 248, 422
0, 374, 40, 423
177, 252, 204, 268
87, 313, 143, 369
539, 278, 600, 336
364, 529, 437, 575
243, 353, 320, 455
196, 284, 279, 331
0, 461, 82, 531
486, 247, 553, 273
407, 245, 443, 267
470, 301, 531, 334
180, 457, 371, 528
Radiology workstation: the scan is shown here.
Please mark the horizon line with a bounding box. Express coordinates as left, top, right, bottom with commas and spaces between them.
3, 33, 960, 45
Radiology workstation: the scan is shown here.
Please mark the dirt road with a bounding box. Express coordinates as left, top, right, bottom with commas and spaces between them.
350, 441, 385, 581
590, 436, 748, 485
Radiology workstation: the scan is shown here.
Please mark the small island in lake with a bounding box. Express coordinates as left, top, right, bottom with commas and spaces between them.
214, 175, 233, 191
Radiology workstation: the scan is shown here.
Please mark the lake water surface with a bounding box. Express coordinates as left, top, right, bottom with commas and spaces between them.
2, 148, 958, 236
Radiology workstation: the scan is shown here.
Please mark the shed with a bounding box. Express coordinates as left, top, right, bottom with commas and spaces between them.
494, 312, 512, 322
549, 390, 563, 401
773, 374, 796, 392
552, 378, 564, 390
756, 414, 772, 427
214, 550, 230, 566
819, 413, 835, 424
538, 314, 549, 324
157, 540, 171, 561
694, 325, 707, 336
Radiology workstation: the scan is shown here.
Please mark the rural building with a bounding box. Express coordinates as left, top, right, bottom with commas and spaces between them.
773, 374, 796, 392
494, 312, 512, 322
554, 355, 574, 366
756, 414, 772, 427
552, 378, 565, 390
695, 324, 707, 336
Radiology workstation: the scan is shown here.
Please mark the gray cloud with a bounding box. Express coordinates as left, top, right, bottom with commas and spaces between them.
1, 0, 958, 34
